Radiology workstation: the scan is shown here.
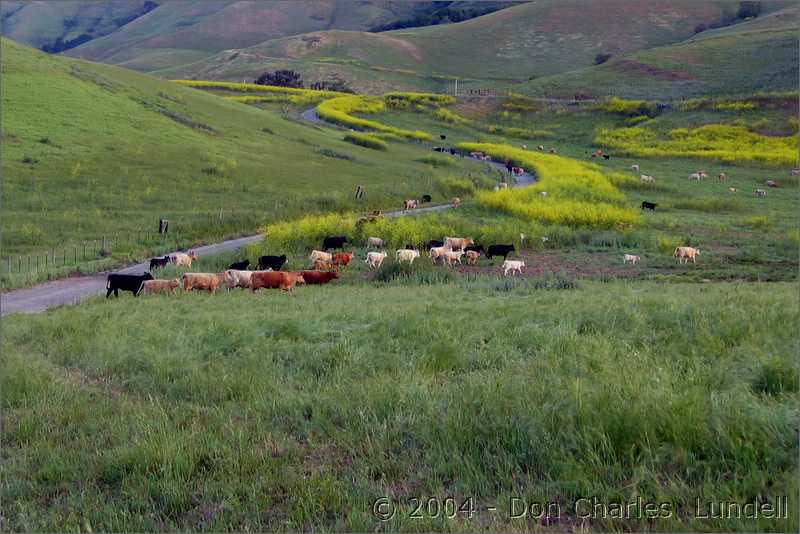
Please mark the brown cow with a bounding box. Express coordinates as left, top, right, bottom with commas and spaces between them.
332, 252, 354, 268
142, 278, 181, 295
251, 271, 306, 292
182, 273, 225, 293
299, 270, 339, 285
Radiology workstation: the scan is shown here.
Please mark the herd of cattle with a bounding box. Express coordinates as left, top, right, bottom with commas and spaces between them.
105, 229, 705, 298
105, 236, 531, 298
635, 167, 785, 211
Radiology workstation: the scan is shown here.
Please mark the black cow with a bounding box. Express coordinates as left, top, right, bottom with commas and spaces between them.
440, 134, 447, 140
486, 244, 515, 260
322, 236, 348, 250
423, 239, 444, 250
641, 201, 658, 211
106, 272, 153, 298
149, 256, 170, 270
464, 244, 485, 254
257, 254, 287, 271
603, 154, 611, 160
228, 259, 250, 270
421, 194, 432, 203
432, 147, 446, 152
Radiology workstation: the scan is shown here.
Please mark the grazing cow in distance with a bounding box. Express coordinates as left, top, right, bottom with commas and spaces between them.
423, 239, 445, 250
149, 256, 170, 271
549, 148, 557, 154
403, 199, 418, 211
310, 250, 332, 263
765, 180, 779, 188
182, 273, 225, 293
299, 270, 339, 285
728, 187, 737, 193
106, 272, 153, 298
591, 149, 604, 158
367, 237, 384, 248
421, 194, 432, 203
224, 269, 253, 289
396, 249, 419, 264
486, 244, 515, 260
631, 164, 640, 172
251, 271, 305, 292
791, 169, 800, 176
755, 189, 766, 197
498, 182, 509, 189
602, 154, 610, 160
641, 201, 657, 211
429, 246, 450, 264
465, 250, 481, 265
688, 173, 702, 181
451, 196, 461, 208
444, 236, 474, 251
443, 250, 464, 266
332, 252, 354, 268
719, 172, 728, 181
537, 145, 544, 151
313, 259, 334, 270
623, 254, 640, 265
142, 278, 180, 295
258, 254, 287, 271
106, 273, 153, 298
502, 260, 525, 276
322, 235, 348, 250
227, 259, 250, 271
170, 250, 198, 267
365, 251, 387, 270
640, 175, 655, 183
673, 246, 700, 264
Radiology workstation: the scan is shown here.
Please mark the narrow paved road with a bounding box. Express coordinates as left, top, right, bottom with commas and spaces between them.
1, 235, 264, 316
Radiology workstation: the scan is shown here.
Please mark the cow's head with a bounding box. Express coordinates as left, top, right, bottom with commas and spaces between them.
169, 279, 181, 289
143, 272, 154, 281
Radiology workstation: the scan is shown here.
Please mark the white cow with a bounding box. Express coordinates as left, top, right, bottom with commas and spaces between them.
365, 251, 387, 270
224, 269, 254, 289
623, 254, 640, 265
502, 260, 525, 276
396, 249, 419, 264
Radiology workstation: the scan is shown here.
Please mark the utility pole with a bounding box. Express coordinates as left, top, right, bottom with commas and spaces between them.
454, 78, 458, 97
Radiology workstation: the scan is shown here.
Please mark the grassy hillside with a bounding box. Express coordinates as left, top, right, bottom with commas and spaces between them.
516, 7, 800, 99
2, 280, 797, 531
60, 1, 436, 72
0, 38, 484, 278
162, 0, 791, 93
0, 0, 157, 52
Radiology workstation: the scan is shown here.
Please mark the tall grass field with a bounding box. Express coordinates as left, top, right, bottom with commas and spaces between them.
2, 281, 797, 531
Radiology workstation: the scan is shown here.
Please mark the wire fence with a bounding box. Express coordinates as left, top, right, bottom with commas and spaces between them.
1, 230, 193, 276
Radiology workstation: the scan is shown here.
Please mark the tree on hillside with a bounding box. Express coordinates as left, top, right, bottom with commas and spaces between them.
595, 53, 612, 65
737, 1, 761, 19
254, 70, 304, 88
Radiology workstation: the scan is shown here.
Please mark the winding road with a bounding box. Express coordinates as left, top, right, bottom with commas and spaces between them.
2, 112, 535, 316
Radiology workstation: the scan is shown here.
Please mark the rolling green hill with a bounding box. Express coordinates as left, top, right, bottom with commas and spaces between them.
515, 6, 800, 99
0, 0, 157, 53
162, 0, 792, 93
0, 38, 476, 261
